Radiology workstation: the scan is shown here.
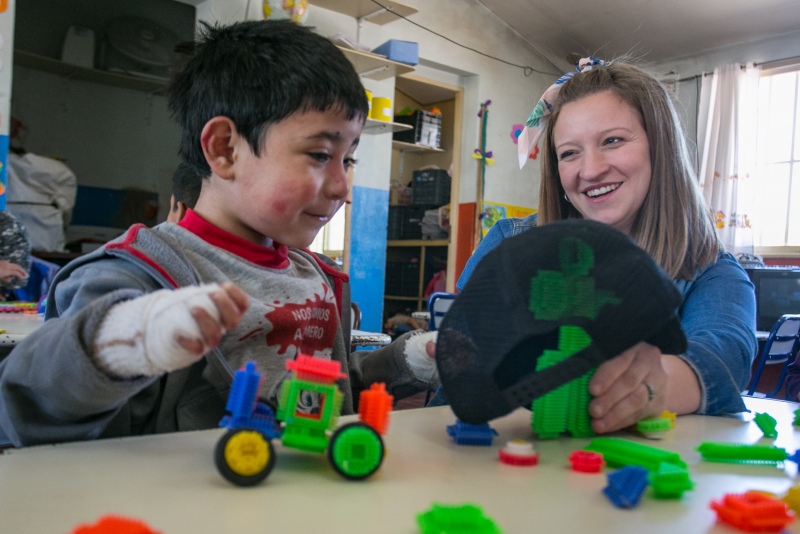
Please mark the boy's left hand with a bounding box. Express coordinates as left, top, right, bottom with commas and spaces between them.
587, 341, 667, 434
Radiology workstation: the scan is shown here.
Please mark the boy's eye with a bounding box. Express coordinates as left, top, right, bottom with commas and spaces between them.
309, 152, 331, 163
344, 157, 357, 170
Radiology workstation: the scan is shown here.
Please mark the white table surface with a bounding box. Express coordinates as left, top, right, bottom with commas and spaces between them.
1, 398, 800, 533
0, 313, 43, 346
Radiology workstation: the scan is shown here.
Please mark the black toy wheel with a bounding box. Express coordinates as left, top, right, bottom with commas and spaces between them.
214, 428, 276, 486
327, 422, 385, 480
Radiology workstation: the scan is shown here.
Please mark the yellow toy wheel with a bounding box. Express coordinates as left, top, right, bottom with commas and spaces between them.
214, 428, 275, 486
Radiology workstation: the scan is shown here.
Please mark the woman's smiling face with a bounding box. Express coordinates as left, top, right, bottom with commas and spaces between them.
552, 90, 652, 236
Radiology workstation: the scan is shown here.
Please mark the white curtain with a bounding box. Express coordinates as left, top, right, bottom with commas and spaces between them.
696, 63, 761, 255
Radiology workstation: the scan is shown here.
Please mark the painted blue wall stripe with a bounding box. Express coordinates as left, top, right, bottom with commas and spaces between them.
349, 185, 388, 333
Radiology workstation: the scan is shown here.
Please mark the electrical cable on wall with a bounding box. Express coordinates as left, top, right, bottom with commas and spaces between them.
369, 0, 558, 77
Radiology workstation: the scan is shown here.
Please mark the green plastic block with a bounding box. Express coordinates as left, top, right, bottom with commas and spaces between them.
697, 441, 788, 465
753, 412, 778, 439
585, 437, 687, 471
648, 462, 694, 499
417, 503, 503, 534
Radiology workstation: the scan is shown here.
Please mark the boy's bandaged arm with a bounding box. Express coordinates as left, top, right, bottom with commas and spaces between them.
349, 330, 439, 401
93, 284, 226, 378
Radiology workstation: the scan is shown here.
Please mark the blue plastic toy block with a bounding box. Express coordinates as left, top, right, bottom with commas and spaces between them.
447, 419, 498, 446
603, 466, 649, 508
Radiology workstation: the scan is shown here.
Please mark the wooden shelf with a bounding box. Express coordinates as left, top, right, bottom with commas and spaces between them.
392, 140, 445, 153
338, 47, 414, 80
364, 119, 412, 135
311, 0, 417, 24
383, 295, 420, 301
387, 239, 448, 247
13, 51, 168, 93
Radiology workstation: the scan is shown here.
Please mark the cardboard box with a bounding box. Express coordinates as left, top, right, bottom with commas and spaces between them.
371, 40, 418, 66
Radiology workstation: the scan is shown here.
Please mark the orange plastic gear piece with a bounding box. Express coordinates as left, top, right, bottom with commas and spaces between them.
358, 382, 393, 435
711, 491, 796, 532
71, 515, 161, 534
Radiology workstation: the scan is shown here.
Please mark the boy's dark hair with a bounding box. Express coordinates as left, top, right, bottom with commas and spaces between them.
168, 20, 369, 177
171, 161, 202, 209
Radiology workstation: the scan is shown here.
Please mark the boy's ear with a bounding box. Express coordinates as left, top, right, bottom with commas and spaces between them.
200, 116, 237, 180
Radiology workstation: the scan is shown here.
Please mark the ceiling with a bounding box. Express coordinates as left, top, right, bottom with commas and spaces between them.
477, 0, 800, 71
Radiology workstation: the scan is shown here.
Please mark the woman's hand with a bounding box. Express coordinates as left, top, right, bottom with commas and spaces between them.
588, 341, 667, 434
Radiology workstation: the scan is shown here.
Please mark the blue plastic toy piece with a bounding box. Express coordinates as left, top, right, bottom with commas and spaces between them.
218, 361, 282, 440
447, 419, 498, 446
603, 466, 649, 508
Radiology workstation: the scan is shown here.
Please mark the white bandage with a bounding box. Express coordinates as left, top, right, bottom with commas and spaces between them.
94, 284, 223, 378
404, 330, 438, 383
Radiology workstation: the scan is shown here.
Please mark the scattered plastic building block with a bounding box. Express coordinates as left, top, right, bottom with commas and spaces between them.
417, 503, 503, 534
447, 419, 498, 446
697, 441, 788, 466
635, 417, 672, 439
71, 515, 160, 534
498, 440, 539, 466
659, 410, 677, 427
783, 484, 800, 514
603, 466, 649, 508
358, 382, 394, 435
648, 461, 695, 499
753, 412, 778, 439
793, 408, 800, 427
585, 437, 686, 471
568, 450, 605, 473
710, 491, 796, 532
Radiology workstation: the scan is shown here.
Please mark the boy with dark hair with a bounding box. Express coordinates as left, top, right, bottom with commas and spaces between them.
167, 161, 202, 223
0, 20, 438, 447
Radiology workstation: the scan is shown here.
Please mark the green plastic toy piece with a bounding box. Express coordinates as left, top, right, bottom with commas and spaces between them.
585, 437, 687, 471
528, 237, 625, 440
636, 417, 672, 437
648, 462, 695, 499
697, 441, 788, 465
794, 409, 800, 427
277, 376, 343, 453
417, 503, 503, 534
531, 326, 594, 439
753, 412, 778, 438
528, 238, 620, 321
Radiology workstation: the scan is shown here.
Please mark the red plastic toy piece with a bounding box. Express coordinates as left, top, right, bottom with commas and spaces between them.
358, 382, 393, 435
569, 450, 605, 473
285, 354, 346, 382
710, 491, 796, 532
71, 515, 161, 534
498, 440, 539, 466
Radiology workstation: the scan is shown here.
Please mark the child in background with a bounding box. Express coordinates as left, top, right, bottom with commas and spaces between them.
167, 161, 201, 224
0, 211, 31, 298
0, 20, 438, 447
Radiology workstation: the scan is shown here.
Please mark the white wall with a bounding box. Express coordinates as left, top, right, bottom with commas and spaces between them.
196, 0, 557, 210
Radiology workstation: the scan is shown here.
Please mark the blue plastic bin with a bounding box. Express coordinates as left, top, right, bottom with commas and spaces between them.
371, 40, 418, 66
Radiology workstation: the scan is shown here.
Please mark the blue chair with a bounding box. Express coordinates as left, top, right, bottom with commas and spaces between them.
747, 314, 800, 399
425, 292, 456, 405
427, 292, 456, 331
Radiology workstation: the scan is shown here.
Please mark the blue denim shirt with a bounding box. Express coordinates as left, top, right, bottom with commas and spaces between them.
436, 214, 756, 415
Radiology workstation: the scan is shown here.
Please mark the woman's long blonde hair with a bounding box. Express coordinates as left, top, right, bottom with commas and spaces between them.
538, 63, 720, 280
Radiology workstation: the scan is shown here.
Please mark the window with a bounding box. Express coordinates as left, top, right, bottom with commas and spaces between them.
754, 64, 800, 252
308, 204, 345, 261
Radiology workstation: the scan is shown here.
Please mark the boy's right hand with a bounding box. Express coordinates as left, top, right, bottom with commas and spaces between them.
94, 283, 249, 378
